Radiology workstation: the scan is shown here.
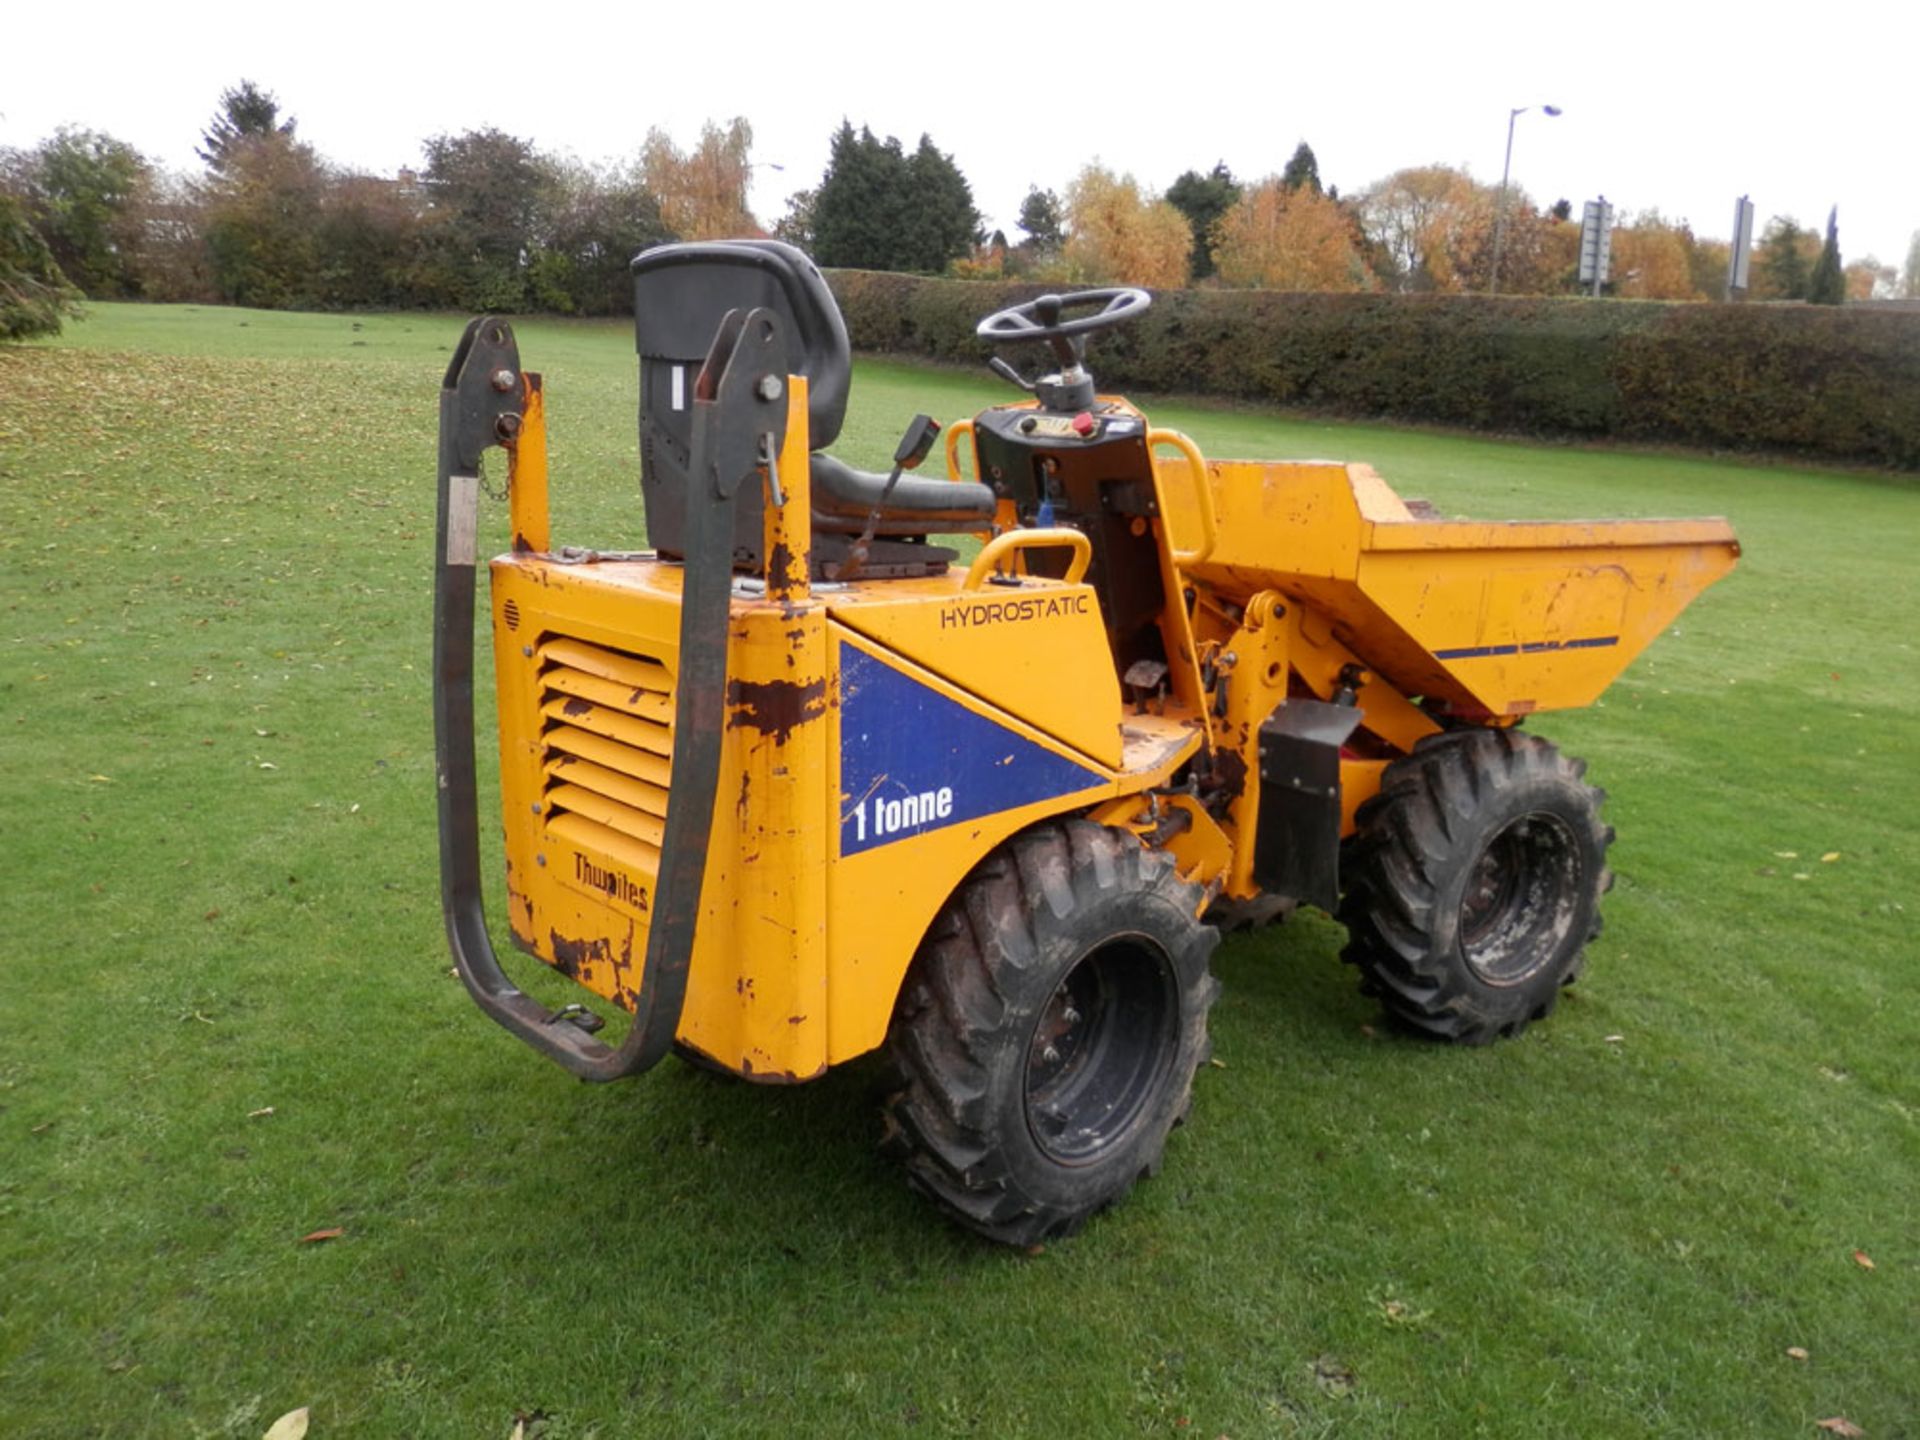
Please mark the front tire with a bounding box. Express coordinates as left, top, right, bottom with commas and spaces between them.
883, 821, 1220, 1246
1338, 729, 1612, 1045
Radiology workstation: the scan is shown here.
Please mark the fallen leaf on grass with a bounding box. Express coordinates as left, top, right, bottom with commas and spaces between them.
1815, 1419, 1865, 1438
89, 774, 114, 784
1605, 1034, 1625, 1045
248, 1106, 275, 1119
1311, 1355, 1356, 1398
204, 909, 222, 921
1852, 1249, 1875, 1270
263, 1408, 309, 1440
1208, 1057, 1227, 1069
298, 1228, 343, 1244
1821, 852, 1841, 863
1786, 1346, 1810, 1360
1774, 850, 1799, 859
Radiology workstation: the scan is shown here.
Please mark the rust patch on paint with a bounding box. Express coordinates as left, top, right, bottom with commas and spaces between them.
725, 676, 827, 743
548, 929, 612, 980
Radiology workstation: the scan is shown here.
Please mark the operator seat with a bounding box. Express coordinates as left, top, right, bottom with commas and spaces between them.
631, 240, 996, 575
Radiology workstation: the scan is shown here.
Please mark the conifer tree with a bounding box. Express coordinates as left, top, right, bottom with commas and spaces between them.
1806, 206, 1845, 305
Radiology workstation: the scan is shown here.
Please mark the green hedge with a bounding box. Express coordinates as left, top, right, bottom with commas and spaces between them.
825, 270, 1920, 470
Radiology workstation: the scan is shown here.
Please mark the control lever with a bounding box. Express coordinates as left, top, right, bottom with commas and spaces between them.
988, 356, 1036, 392
830, 414, 942, 582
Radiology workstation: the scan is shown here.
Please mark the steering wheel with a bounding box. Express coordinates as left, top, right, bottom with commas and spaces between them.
976, 287, 1152, 345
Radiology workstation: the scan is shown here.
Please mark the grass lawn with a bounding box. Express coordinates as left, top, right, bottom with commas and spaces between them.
2, 301, 1915, 1439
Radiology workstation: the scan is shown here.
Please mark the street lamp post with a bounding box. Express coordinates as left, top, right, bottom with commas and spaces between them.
1490, 104, 1561, 295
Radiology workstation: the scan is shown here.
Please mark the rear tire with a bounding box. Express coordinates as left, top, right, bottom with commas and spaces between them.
1338, 729, 1612, 1045
882, 820, 1220, 1246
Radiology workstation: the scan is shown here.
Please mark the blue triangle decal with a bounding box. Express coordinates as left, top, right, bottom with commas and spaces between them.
838, 641, 1106, 856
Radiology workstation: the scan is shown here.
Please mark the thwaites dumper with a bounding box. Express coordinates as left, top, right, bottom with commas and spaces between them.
434, 241, 1739, 1245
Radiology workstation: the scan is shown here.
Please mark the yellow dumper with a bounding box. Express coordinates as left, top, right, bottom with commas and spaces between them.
434, 243, 1738, 1243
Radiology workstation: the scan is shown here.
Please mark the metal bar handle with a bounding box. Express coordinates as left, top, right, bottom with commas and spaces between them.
961, 527, 1093, 590
1147, 427, 1218, 567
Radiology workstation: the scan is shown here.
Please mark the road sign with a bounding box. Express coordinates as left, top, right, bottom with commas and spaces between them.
1579, 199, 1615, 294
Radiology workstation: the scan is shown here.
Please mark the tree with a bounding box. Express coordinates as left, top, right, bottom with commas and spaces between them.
1807, 206, 1845, 305
808, 123, 978, 273
897, 134, 979, 273
417, 128, 557, 310
198, 81, 295, 174
1213, 178, 1373, 292
1607, 210, 1699, 300
1754, 217, 1815, 300
531, 161, 673, 315
1688, 236, 1731, 302
1462, 196, 1570, 295
1061, 164, 1190, 289
1359, 165, 1495, 292
3, 128, 150, 296
1280, 142, 1322, 195
772, 188, 816, 250
1843, 256, 1897, 302
641, 118, 755, 241
312, 171, 424, 309
202, 134, 325, 308
1016, 187, 1064, 256
0, 192, 80, 339
1165, 162, 1238, 280
810, 122, 903, 270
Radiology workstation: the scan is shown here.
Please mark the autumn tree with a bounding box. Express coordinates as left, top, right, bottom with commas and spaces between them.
1165, 162, 1239, 280
202, 134, 326, 308
1061, 164, 1191, 289
1358, 165, 1494, 292
0, 192, 80, 339
1606, 210, 1699, 300
198, 81, 296, 174
1807, 207, 1844, 305
1213, 178, 1372, 292
1842, 256, 1896, 301
2, 128, 150, 296
1448, 188, 1572, 296
641, 118, 755, 242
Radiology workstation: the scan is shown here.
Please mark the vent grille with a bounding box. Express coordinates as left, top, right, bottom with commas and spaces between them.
537, 635, 673, 874
502, 598, 521, 630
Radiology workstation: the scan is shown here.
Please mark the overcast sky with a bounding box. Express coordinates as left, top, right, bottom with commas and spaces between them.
7, 1, 1916, 271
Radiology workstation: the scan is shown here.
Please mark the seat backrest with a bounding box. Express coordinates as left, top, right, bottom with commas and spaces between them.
631, 240, 852, 563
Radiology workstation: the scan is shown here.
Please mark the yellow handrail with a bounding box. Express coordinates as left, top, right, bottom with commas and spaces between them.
961, 528, 1093, 590
944, 418, 978, 482
1147, 427, 1217, 567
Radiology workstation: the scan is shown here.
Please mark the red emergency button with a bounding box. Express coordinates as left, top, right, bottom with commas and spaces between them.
1071, 411, 1097, 437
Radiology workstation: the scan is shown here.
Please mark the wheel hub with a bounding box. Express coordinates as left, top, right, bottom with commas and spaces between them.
1024, 937, 1177, 1164
1458, 812, 1583, 985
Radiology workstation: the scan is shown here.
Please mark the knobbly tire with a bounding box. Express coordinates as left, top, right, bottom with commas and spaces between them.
1338, 729, 1613, 1045
882, 820, 1220, 1246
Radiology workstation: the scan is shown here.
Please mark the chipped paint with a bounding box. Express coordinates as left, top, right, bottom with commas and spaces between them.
725, 675, 827, 743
